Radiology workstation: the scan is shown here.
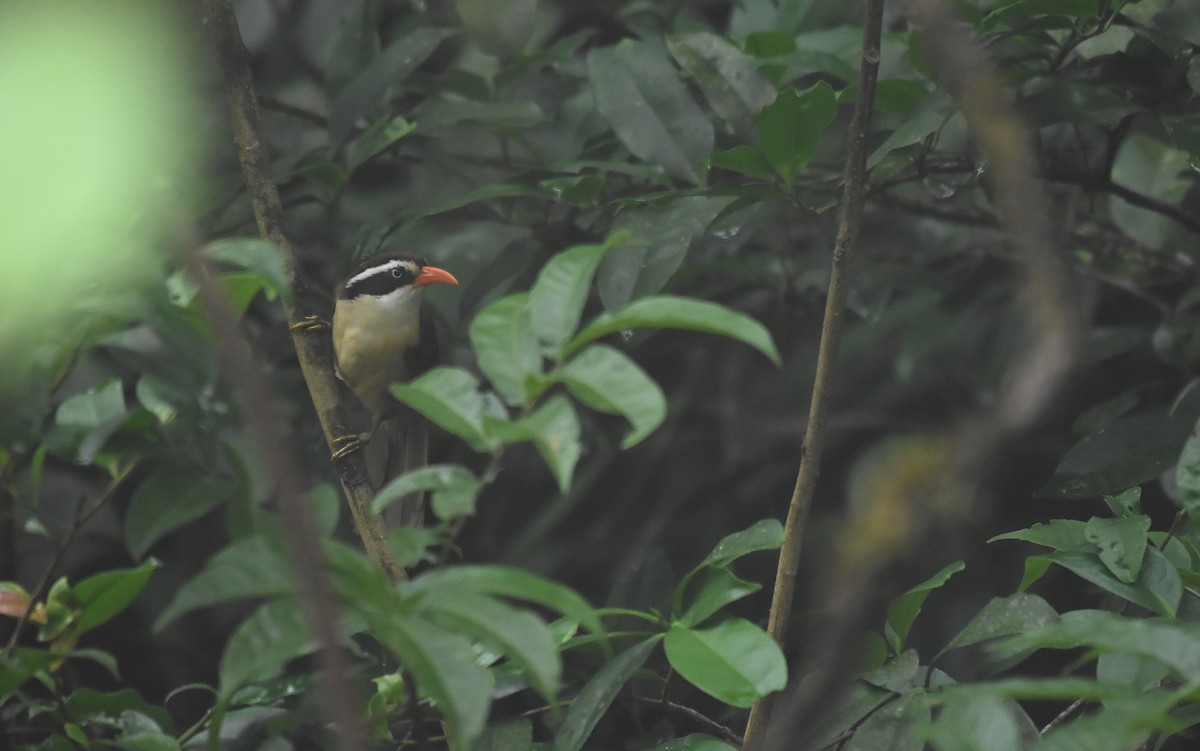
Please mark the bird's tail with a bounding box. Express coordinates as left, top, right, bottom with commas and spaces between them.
365, 410, 428, 529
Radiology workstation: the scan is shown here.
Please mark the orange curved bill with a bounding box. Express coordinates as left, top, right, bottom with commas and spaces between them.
412, 265, 459, 289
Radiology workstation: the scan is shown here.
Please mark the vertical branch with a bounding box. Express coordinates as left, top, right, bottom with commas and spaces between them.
201, 0, 405, 582
741, 0, 886, 747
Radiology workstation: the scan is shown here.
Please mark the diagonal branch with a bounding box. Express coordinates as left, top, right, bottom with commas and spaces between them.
740, 0, 887, 747
201, 0, 405, 582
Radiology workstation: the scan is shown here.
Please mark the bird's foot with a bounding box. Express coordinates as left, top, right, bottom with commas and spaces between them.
290, 315, 329, 333
330, 432, 370, 461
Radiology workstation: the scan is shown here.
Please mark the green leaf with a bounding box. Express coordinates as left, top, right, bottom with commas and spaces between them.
926, 694, 1023, 751
994, 609, 1200, 681
1177, 415, 1200, 521
346, 114, 415, 171
557, 344, 666, 449
1039, 693, 1176, 751
866, 108, 945, 169
1042, 413, 1194, 498
373, 464, 482, 522
1048, 548, 1181, 616
422, 592, 560, 702
469, 294, 541, 407
410, 565, 603, 637
0, 648, 55, 701
663, 619, 786, 707
73, 559, 159, 633
519, 395, 582, 493
851, 689, 932, 751
587, 40, 714, 185
1084, 516, 1151, 584
1104, 487, 1143, 518
529, 238, 622, 356
944, 593, 1059, 652
476, 721, 534, 751
708, 145, 774, 179
125, 468, 233, 559
324, 0, 379, 95
375, 615, 493, 749
667, 32, 776, 137
391, 367, 504, 451
418, 100, 547, 130
329, 26, 455, 146
982, 0, 1098, 29
56, 379, 125, 427
647, 735, 737, 751
700, 519, 786, 568
598, 197, 733, 310
757, 82, 837, 182
567, 296, 781, 365
453, 0, 536, 59
552, 637, 659, 751
885, 561, 965, 654
219, 597, 314, 695
990, 520, 1092, 552
154, 536, 294, 631
201, 238, 291, 305
675, 567, 761, 628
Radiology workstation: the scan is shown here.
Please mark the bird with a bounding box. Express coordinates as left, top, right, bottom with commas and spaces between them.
329, 254, 459, 528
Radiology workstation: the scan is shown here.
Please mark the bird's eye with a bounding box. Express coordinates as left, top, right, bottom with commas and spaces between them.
391, 268, 404, 279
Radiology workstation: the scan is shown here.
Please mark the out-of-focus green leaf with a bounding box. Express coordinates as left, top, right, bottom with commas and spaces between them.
667, 32, 776, 136
56, 380, 125, 428
346, 114, 415, 171
853, 690, 931, 751
925, 694, 1023, 751
587, 40, 714, 185
155, 536, 294, 631
74, 559, 159, 633
422, 592, 560, 701
373, 464, 481, 522
410, 565, 602, 636
324, 0, 379, 95
126, 469, 232, 559
454, 0, 536, 59
469, 294, 540, 407
663, 619, 786, 707
202, 238, 290, 305
519, 395, 581, 493
552, 637, 659, 751
392, 367, 506, 451
598, 196, 732, 310
757, 82, 837, 182
647, 735, 736, 751
329, 26, 455, 146
866, 108, 945, 169
219, 597, 314, 695
567, 296, 781, 365
1045, 548, 1181, 616
885, 561, 965, 654
709, 145, 774, 179
1104, 487, 1142, 518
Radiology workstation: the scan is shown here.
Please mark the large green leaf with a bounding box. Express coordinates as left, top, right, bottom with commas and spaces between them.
74, 559, 159, 633
422, 592, 560, 702
469, 294, 541, 407
553, 637, 660, 751
1084, 515, 1151, 584
925, 695, 1024, 751
125, 468, 233, 559
529, 239, 621, 356
557, 344, 666, 449
597, 197, 732, 311
391, 367, 506, 451
519, 395, 582, 493
329, 26, 455, 146
994, 610, 1200, 680
663, 619, 786, 707
866, 108, 945, 169
154, 536, 294, 631
56, 379, 125, 427
587, 40, 714, 185
667, 32, 776, 137
566, 296, 780, 365
1047, 548, 1181, 617
453, 0, 536, 59
324, 0, 379, 95
1176, 413, 1200, 520
372, 464, 482, 522
219, 597, 314, 695
1040, 413, 1194, 498
674, 567, 761, 628
757, 82, 837, 182
409, 565, 602, 636
943, 593, 1059, 652
672, 519, 784, 621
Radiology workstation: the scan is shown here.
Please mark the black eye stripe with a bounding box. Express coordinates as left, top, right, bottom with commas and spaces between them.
343, 262, 419, 299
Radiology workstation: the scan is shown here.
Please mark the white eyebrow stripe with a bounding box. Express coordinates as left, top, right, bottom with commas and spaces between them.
344, 259, 410, 288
